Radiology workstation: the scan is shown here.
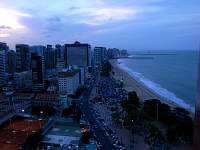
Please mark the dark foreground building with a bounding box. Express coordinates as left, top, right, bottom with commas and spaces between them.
193, 52, 200, 150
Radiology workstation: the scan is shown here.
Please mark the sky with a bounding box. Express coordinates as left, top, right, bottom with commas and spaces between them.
0, 0, 199, 50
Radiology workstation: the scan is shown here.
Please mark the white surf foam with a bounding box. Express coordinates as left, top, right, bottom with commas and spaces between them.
117, 59, 195, 113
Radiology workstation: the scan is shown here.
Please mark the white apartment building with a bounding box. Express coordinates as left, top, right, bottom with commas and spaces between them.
58, 69, 80, 95
94, 47, 107, 65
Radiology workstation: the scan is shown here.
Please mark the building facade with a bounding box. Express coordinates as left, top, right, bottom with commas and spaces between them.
44, 45, 57, 70
58, 69, 80, 95
64, 41, 91, 67
15, 70, 32, 90
0, 42, 8, 86
94, 47, 107, 65
31, 52, 45, 92
16, 44, 31, 72
7, 50, 16, 74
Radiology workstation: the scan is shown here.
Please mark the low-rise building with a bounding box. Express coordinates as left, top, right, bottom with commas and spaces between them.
0, 92, 33, 113
0, 117, 43, 150
34, 93, 60, 107
15, 71, 32, 90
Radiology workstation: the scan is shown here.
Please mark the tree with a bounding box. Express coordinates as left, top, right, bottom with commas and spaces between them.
112, 112, 120, 122
128, 91, 140, 106
101, 61, 112, 76
121, 91, 140, 112
142, 99, 161, 120
167, 107, 194, 144
62, 107, 73, 117
158, 103, 171, 123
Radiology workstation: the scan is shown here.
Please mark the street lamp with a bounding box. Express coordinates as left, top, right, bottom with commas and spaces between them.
40, 110, 43, 118
131, 119, 134, 149
156, 103, 159, 121
38, 118, 42, 128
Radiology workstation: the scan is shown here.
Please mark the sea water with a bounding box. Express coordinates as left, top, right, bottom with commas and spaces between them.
118, 50, 198, 112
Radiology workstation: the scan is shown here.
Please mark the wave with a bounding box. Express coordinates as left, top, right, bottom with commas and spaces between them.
117, 59, 195, 113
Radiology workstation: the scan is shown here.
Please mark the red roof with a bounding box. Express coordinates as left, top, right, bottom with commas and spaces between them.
0, 119, 44, 150
1, 144, 20, 150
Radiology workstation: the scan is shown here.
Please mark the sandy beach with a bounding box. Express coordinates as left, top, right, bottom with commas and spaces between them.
110, 59, 181, 108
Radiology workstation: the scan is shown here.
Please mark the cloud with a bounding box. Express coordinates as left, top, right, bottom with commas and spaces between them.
73, 7, 139, 26
48, 16, 61, 22
0, 9, 31, 29
0, 25, 12, 29
0, 33, 10, 38
69, 6, 80, 10
0, 0, 199, 50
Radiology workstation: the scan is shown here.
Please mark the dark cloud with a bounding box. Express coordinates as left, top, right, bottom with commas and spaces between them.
44, 16, 64, 33
48, 16, 61, 22
0, 25, 12, 29
69, 6, 80, 10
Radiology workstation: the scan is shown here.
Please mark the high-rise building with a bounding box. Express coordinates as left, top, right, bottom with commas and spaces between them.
120, 50, 128, 57
31, 52, 45, 92
107, 48, 120, 59
30, 45, 45, 56
7, 50, 16, 74
94, 47, 107, 65
44, 45, 56, 70
55, 44, 65, 70
64, 41, 91, 67
55, 44, 62, 60
0, 42, 8, 86
16, 44, 31, 72
58, 68, 80, 95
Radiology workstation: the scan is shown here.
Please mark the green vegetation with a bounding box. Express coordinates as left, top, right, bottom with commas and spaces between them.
100, 61, 112, 76
62, 106, 82, 121
167, 107, 193, 144
62, 107, 73, 117
110, 106, 118, 112
94, 95, 102, 102
121, 91, 141, 127
120, 90, 194, 146
111, 112, 120, 123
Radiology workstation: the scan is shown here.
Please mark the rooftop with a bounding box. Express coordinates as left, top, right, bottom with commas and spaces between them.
0, 118, 44, 150
42, 121, 81, 145
58, 69, 80, 78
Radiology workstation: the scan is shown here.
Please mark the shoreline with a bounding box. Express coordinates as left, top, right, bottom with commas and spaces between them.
109, 59, 194, 112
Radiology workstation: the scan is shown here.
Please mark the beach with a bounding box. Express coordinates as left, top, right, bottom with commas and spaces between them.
110, 59, 181, 108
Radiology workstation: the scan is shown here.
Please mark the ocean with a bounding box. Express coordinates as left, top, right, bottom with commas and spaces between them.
118, 50, 199, 112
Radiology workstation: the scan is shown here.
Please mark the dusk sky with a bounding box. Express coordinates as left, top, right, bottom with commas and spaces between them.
0, 0, 199, 50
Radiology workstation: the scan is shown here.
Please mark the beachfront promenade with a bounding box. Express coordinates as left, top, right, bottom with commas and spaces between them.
86, 68, 149, 150
86, 61, 193, 150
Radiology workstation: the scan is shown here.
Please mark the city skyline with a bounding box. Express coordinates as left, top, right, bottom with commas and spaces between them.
0, 0, 199, 50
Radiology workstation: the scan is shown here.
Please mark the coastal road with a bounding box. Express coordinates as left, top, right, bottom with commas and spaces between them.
81, 85, 115, 150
